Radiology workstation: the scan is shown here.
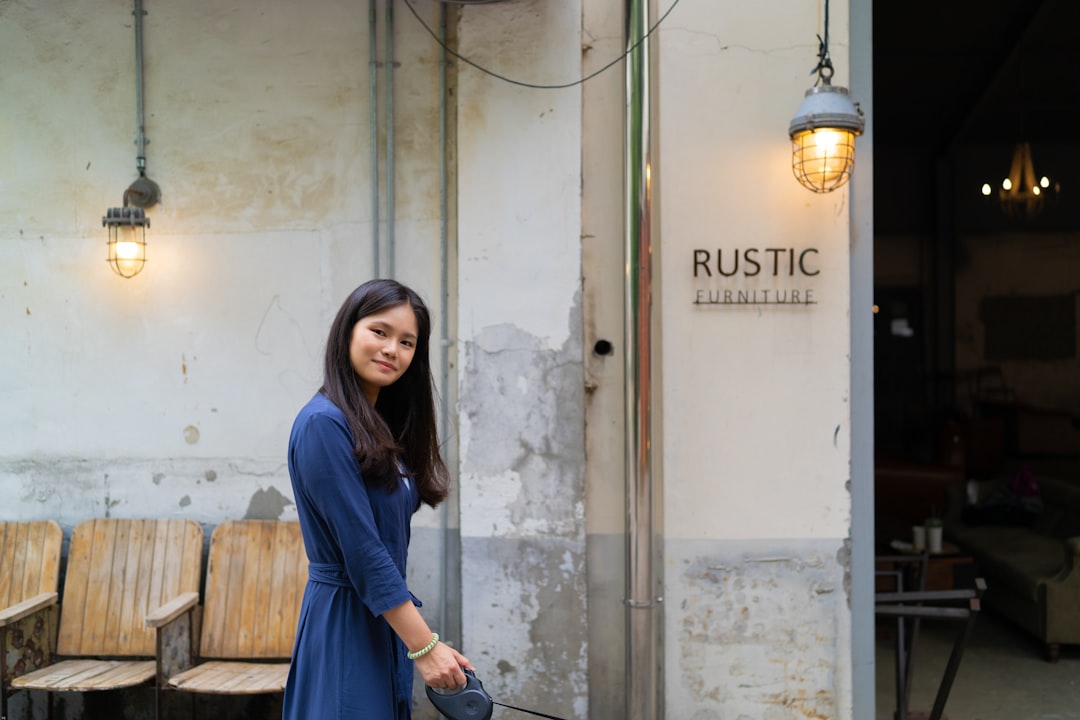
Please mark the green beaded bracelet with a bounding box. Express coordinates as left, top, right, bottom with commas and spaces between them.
407, 632, 440, 660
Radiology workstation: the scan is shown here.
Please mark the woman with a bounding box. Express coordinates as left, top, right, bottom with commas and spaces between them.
283, 279, 471, 719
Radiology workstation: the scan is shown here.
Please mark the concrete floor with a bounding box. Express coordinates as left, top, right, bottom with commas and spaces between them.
876, 609, 1080, 720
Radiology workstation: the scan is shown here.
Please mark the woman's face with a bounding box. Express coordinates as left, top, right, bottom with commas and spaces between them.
349, 303, 419, 404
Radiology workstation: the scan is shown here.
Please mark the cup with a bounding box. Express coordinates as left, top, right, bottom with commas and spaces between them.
912, 525, 926, 551
927, 525, 943, 554
966, 479, 979, 505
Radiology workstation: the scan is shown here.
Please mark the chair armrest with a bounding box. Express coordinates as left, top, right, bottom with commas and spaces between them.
1067, 537, 1080, 559
146, 591, 199, 629
0, 592, 58, 628
1046, 537, 1080, 580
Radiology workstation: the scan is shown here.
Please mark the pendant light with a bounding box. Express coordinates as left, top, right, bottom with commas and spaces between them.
788, 0, 864, 194
980, 142, 1060, 221
102, 0, 160, 279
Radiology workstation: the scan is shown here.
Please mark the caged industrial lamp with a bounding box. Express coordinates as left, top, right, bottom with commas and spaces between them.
103, 178, 158, 279
102, 0, 160, 279
788, 0, 864, 194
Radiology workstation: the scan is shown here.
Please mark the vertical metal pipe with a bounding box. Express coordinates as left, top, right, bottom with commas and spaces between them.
369, 0, 380, 275
437, 0, 451, 645
385, 0, 396, 278
849, 0, 876, 715
132, 0, 147, 175
625, 1, 660, 719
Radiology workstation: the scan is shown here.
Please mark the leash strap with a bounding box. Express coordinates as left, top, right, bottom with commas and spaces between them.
494, 701, 569, 720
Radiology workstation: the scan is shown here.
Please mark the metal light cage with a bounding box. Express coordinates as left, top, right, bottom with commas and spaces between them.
102, 0, 159, 279
789, 84, 864, 194
103, 207, 150, 279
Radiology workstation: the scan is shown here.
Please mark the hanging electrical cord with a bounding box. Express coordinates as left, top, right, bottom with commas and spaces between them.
811, 0, 834, 85
403, 0, 682, 90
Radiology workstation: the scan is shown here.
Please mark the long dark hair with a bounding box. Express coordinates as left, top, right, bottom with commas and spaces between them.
320, 279, 449, 508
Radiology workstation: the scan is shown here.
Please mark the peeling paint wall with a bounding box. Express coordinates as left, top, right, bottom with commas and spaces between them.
669, 541, 850, 720
456, 2, 588, 717
457, 322, 587, 714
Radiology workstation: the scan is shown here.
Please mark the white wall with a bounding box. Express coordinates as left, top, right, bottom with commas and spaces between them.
1, 1, 862, 718
656, 1, 856, 717
2, 3, 452, 718
455, 2, 588, 717
0, 0, 451, 526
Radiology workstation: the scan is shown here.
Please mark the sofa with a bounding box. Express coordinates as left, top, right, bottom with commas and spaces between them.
944, 474, 1080, 661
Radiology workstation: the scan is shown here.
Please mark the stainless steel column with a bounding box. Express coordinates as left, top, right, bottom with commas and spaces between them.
625, 1, 661, 718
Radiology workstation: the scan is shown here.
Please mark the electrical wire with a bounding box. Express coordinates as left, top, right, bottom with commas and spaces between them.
812, 0, 834, 83
403, 0, 683, 90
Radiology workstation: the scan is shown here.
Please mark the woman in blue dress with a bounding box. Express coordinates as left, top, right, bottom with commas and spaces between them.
283, 279, 472, 719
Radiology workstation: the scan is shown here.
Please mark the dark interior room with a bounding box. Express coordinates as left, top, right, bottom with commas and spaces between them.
872, 0, 1080, 674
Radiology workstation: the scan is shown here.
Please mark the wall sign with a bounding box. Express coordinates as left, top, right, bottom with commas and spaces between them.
692, 247, 820, 306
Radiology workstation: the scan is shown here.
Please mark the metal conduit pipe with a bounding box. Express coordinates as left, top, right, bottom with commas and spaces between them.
437, 0, 452, 646
385, 0, 396, 278
133, 0, 148, 175
624, 0, 662, 719
369, 0, 380, 274
125, 0, 159, 208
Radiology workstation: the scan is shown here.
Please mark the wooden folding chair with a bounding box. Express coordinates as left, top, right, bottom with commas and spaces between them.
9, 518, 202, 720
159, 520, 307, 704
0, 520, 63, 720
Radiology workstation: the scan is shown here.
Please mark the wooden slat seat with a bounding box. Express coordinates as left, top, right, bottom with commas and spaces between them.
8, 518, 203, 719
15, 659, 156, 691
162, 520, 307, 698
0, 520, 63, 720
167, 660, 290, 694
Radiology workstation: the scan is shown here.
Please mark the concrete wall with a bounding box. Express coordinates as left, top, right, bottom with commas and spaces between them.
455, 2, 588, 717
1, 1, 862, 718
655, 1, 856, 717
1, 1, 452, 717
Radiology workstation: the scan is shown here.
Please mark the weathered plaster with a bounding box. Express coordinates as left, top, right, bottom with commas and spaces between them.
0, 458, 295, 528
459, 320, 586, 541
462, 535, 588, 719
457, 309, 587, 717
667, 539, 850, 720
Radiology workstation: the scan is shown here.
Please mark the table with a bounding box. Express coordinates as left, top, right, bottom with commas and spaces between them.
875, 553, 986, 720
881, 541, 977, 592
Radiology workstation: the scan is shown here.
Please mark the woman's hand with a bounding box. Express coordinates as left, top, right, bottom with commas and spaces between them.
413, 642, 473, 690
381, 600, 472, 689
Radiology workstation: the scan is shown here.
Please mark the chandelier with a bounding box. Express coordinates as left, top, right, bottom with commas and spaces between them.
981, 142, 1060, 221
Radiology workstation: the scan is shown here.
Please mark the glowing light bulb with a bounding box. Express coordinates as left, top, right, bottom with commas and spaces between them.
814, 129, 842, 151
1040, 176, 1050, 188
115, 241, 140, 260
981, 183, 992, 196
1002, 178, 1013, 191
1033, 186, 1041, 196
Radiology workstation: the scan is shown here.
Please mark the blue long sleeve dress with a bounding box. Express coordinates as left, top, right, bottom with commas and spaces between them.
283, 392, 421, 720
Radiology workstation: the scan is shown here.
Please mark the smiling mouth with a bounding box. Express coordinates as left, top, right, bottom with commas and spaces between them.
374, 360, 395, 372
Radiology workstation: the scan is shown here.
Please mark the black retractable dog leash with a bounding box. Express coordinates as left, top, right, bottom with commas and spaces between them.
426, 668, 569, 720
